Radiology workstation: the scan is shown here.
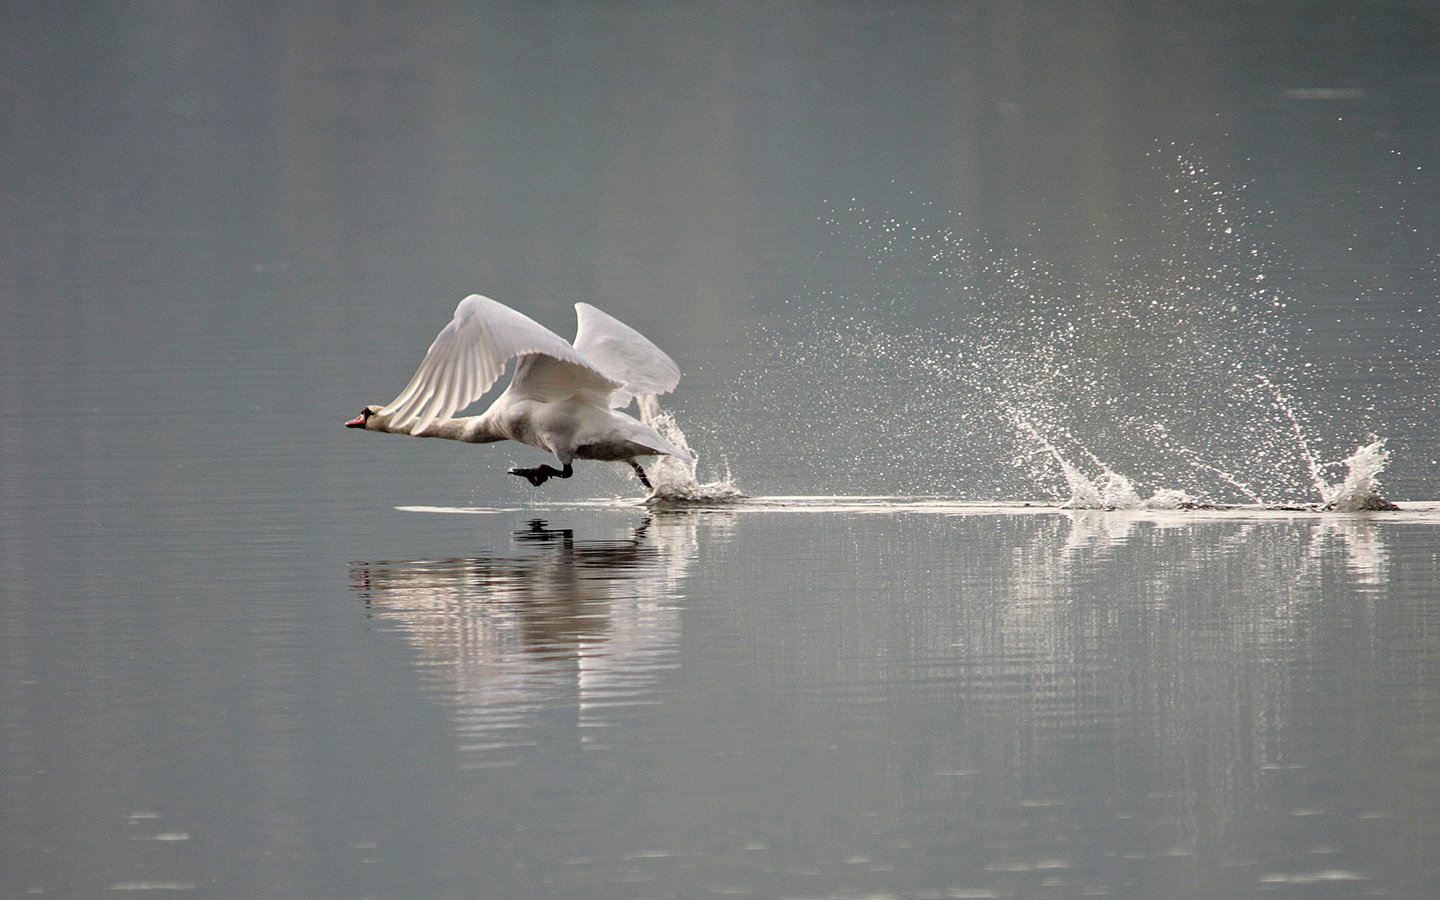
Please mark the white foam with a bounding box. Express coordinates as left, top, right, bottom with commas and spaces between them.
399, 495, 1440, 521
1320, 438, 1396, 511
638, 399, 747, 504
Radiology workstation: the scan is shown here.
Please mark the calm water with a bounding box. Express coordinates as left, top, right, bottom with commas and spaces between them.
7, 502, 1440, 897
5, 3, 1440, 898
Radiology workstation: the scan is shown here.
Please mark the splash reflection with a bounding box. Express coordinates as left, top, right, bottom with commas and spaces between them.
351, 514, 707, 766
1309, 516, 1389, 586
1051, 508, 1391, 588
774, 513, 1419, 897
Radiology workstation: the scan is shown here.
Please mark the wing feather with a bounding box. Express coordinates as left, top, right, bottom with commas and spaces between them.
571, 303, 682, 408
381, 294, 620, 435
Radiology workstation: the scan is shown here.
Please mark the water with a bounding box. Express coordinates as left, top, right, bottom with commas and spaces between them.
5, 3, 1440, 898
340, 503, 1440, 899
21, 500, 1439, 898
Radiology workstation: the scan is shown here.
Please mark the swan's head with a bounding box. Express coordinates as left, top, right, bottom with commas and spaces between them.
345, 405, 382, 429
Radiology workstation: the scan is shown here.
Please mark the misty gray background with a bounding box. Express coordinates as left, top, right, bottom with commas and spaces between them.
5, 2, 1438, 504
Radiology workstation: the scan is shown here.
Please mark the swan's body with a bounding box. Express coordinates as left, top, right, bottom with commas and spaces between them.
347, 294, 691, 489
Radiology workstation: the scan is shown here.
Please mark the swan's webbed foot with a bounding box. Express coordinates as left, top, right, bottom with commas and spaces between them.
507, 463, 573, 487
628, 460, 653, 490
508, 467, 548, 487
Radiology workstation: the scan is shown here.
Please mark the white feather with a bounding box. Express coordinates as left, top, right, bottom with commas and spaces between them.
572, 302, 682, 408
381, 294, 620, 436
364, 294, 693, 477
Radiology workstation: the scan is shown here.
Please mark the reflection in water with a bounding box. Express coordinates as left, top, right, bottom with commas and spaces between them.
865, 514, 1412, 894
338, 507, 1437, 897
675, 509, 1429, 897
1310, 516, 1388, 586
1052, 507, 1390, 582
351, 514, 713, 767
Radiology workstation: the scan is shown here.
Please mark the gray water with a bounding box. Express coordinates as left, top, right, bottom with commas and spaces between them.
5, 3, 1440, 898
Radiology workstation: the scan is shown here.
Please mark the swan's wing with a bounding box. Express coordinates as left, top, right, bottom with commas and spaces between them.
505, 353, 622, 405
571, 303, 682, 409
381, 294, 621, 435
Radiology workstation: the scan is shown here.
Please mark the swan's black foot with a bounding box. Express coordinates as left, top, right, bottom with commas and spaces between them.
507, 467, 549, 487
507, 463, 573, 487
628, 460, 653, 490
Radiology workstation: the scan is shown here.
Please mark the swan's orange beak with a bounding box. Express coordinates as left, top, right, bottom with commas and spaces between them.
345, 413, 367, 428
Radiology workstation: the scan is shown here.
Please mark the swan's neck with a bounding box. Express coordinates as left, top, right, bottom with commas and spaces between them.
374, 411, 503, 443
423, 415, 503, 443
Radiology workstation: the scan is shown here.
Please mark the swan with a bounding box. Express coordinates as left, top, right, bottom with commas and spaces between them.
346, 294, 692, 490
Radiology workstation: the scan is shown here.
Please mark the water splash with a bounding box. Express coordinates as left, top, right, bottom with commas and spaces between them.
1013, 384, 1396, 510
1145, 424, 1266, 505
736, 154, 1408, 508
1255, 373, 1330, 500
637, 396, 746, 504
1013, 413, 1196, 510
1249, 378, 1399, 509
1320, 438, 1398, 511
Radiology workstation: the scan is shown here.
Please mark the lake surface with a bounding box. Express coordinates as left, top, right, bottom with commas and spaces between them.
5, 3, 1440, 898
6, 499, 1440, 898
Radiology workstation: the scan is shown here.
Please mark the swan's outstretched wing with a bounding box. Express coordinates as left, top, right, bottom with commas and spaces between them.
572, 303, 682, 408
382, 294, 620, 435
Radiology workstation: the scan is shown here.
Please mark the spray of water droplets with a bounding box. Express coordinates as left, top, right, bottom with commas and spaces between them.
636, 396, 746, 504
732, 157, 1407, 508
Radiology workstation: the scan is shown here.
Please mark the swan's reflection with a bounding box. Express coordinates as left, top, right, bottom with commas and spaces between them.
351, 514, 706, 765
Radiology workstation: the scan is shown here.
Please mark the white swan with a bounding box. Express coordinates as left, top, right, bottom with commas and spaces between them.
346, 294, 692, 490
